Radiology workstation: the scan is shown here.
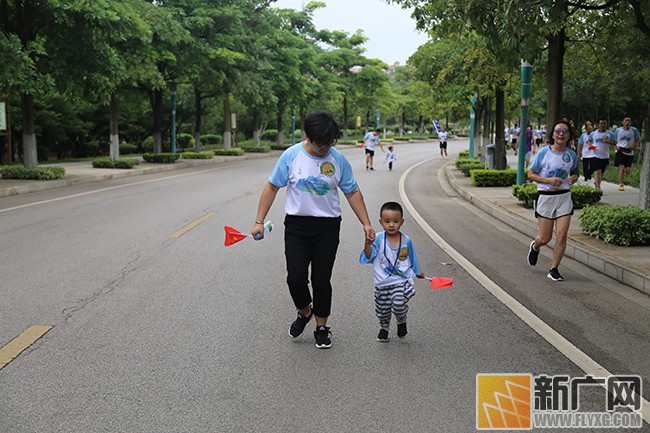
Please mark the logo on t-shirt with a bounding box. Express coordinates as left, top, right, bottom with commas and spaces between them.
320, 162, 335, 177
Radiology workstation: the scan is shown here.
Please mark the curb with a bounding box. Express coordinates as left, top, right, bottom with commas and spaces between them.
444, 163, 650, 295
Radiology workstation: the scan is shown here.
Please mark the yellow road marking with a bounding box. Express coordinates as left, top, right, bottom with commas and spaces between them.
0, 325, 53, 370
169, 212, 215, 238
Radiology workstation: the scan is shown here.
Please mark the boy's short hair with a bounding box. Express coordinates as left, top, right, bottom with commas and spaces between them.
374, 128, 381, 133
304, 111, 340, 146
380, 201, 403, 217
388, 146, 394, 150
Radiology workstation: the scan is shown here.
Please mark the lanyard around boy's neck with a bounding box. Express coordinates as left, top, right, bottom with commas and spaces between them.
384, 232, 403, 272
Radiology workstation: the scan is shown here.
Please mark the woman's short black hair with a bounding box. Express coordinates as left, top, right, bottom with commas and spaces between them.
304, 111, 340, 146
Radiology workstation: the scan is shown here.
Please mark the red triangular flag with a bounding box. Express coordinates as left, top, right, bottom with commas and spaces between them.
224, 226, 250, 246
429, 277, 454, 290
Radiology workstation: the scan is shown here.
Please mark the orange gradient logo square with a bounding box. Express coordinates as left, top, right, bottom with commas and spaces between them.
477, 374, 532, 430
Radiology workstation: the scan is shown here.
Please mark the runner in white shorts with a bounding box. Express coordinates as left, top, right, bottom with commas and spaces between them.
525, 120, 579, 282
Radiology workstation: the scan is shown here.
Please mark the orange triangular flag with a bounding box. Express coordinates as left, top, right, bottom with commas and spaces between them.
224, 226, 250, 246
429, 277, 454, 290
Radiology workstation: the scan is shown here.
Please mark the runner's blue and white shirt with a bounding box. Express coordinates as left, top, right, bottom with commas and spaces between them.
269, 142, 358, 217
614, 126, 640, 156
359, 231, 422, 288
529, 146, 578, 192
363, 132, 380, 151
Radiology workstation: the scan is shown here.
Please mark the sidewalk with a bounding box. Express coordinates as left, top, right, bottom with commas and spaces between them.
2, 148, 649, 295
445, 153, 650, 295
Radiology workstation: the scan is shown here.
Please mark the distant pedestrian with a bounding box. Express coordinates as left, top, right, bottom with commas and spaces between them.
577, 121, 594, 181
384, 145, 396, 171
526, 120, 579, 282
587, 117, 616, 189
360, 201, 425, 341
438, 127, 449, 158
612, 116, 640, 191
511, 124, 520, 154
363, 128, 384, 170
252, 111, 376, 349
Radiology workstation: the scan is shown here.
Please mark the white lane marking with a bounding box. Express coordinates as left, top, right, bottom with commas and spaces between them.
0, 168, 217, 214
400, 158, 649, 424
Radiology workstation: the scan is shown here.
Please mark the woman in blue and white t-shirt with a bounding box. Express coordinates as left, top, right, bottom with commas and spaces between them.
525, 120, 579, 282
252, 112, 376, 349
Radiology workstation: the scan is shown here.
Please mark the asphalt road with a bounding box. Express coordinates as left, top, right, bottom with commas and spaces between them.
1, 142, 648, 432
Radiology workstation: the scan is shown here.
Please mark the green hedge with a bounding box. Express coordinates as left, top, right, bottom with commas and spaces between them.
512, 183, 602, 209
142, 153, 180, 163
0, 166, 66, 180
456, 159, 487, 176
119, 142, 138, 155
580, 205, 650, 246
214, 149, 245, 156
240, 145, 271, 153
394, 137, 410, 141
201, 134, 222, 145
92, 157, 140, 169
181, 151, 213, 159
176, 133, 194, 149
471, 169, 519, 187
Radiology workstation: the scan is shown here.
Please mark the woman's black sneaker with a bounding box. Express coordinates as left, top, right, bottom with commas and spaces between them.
527, 241, 539, 266
547, 268, 564, 282
288, 310, 312, 338
314, 326, 332, 349
377, 329, 389, 342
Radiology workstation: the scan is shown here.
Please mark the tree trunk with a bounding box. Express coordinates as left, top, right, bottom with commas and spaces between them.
276, 97, 285, 146
494, 87, 507, 170
21, 93, 37, 168
151, 88, 163, 154
342, 95, 349, 141
194, 87, 202, 152
109, 92, 119, 161
299, 106, 306, 140
546, 29, 566, 128
639, 101, 650, 209
252, 110, 261, 146
223, 92, 232, 150
400, 110, 406, 137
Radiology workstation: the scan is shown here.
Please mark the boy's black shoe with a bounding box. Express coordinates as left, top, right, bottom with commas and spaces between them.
397, 323, 408, 338
377, 329, 389, 342
288, 310, 312, 338
547, 268, 564, 282
527, 240, 539, 266
314, 326, 332, 349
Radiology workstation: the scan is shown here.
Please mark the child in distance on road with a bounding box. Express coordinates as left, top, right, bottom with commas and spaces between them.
360, 201, 425, 341
384, 146, 396, 171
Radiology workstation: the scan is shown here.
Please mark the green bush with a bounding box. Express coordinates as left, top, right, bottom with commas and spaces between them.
140, 136, 154, 153
471, 169, 518, 187
119, 142, 138, 155
181, 151, 213, 159
271, 144, 292, 151
261, 129, 278, 141
459, 150, 470, 158
176, 133, 194, 149
240, 145, 271, 153
569, 184, 603, 208
201, 134, 222, 145
580, 205, 650, 246
512, 183, 603, 209
457, 160, 487, 176
214, 149, 245, 156
142, 153, 180, 163
394, 137, 410, 141
92, 158, 140, 169
0, 166, 65, 180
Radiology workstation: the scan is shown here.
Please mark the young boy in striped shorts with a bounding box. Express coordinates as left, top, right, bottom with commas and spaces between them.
360, 202, 425, 341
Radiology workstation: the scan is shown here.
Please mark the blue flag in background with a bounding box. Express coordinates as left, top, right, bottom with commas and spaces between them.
432, 119, 442, 134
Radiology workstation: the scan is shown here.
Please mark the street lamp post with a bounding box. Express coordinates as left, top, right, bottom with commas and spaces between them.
517, 61, 533, 185
469, 96, 477, 158
170, 82, 177, 154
